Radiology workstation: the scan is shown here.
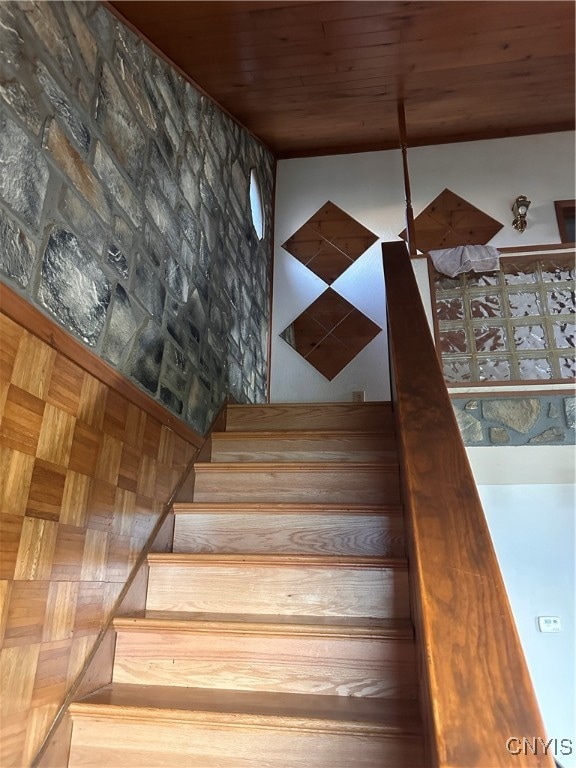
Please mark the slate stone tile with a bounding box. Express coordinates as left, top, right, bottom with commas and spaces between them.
130, 320, 164, 394
200, 206, 218, 252
106, 244, 129, 280
176, 205, 200, 250
155, 119, 175, 168
164, 259, 189, 304
39, 228, 111, 346
132, 254, 165, 320
143, 223, 165, 269
59, 188, 106, 257
23, 3, 76, 82
180, 239, 197, 273
144, 180, 179, 252
93, 141, 142, 227
183, 81, 203, 135
149, 141, 177, 207
210, 115, 231, 161
96, 64, 145, 182
0, 3, 25, 69
159, 386, 183, 415
179, 162, 201, 213
36, 62, 91, 154
0, 112, 49, 227
45, 119, 111, 223
102, 284, 138, 366
142, 70, 163, 116
65, 3, 98, 74
113, 216, 133, 254
152, 58, 183, 132
164, 341, 189, 374
86, 4, 113, 55
0, 207, 37, 288
114, 37, 156, 130
565, 396, 575, 428
199, 174, 219, 213
186, 374, 209, 433
0, 66, 43, 135
183, 134, 204, 175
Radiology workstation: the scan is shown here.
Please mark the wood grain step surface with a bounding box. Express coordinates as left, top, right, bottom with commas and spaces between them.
70, 685, 424, 767
71, 683, 422, 732
192, 462, 401, 505
210, 430, 397, 463
173, 503, 405, 556
225, 402, 394, 433
115, 612, 415, 639
145, 554, 410, 618
112, 613, 418, 697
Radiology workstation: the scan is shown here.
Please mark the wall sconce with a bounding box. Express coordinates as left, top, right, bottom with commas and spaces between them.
512, 195, 531, 233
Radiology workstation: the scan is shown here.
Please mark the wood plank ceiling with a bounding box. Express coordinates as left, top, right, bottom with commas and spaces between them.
109, 1, 575, 157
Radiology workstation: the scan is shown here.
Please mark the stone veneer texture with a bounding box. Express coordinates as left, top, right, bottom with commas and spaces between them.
0, 1, 275, 434
453, 394, 575, 446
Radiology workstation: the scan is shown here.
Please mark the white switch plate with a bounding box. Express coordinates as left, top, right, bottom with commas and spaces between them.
537, 616, 562, 633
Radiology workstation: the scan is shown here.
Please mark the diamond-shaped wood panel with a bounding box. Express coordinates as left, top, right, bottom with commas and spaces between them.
280, 289, 381, 380
282, 202, 378, 284
400, 188, 504, 253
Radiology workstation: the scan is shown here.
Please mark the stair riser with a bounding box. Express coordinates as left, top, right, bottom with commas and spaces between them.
193, 468, 401, 505
211, 434, 397, 463
69, 718, 423, 767
225, 403, 394, 433
173, 514, 405, 557
146, 564, 410, 618
113, 630, 417, 698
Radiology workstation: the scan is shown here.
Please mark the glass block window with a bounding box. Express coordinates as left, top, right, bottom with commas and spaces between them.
433, 255, 575, 384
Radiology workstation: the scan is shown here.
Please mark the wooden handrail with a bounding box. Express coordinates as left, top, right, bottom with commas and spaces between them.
382, 241, 554, 768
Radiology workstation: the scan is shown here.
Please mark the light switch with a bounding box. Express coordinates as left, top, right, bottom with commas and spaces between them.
537, 616, 562, 633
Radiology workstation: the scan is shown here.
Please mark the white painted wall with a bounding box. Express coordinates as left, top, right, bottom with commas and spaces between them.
478, 483, 575, 767
270, 136, 576, 764
271, 131, 575, 403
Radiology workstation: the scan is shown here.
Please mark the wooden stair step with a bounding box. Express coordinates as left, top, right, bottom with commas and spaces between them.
69, 684, 424, 767
115, 611, 415, 639
112, 612, 417, 697
211, 430, 397, 462
145, 554, 410, 618
173, 502, 405, 556
192, 462, 401, 505
225, 402, 394, 433
71, 683, 422, 732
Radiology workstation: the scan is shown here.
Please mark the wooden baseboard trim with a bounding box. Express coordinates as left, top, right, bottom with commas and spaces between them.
0, 282, 203, 447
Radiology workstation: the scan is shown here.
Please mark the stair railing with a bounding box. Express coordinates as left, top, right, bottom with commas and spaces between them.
382, 241, 555, 768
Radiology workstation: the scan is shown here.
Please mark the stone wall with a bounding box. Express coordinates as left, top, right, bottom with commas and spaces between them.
453, 394, 575, 446
0, 1, 275, 434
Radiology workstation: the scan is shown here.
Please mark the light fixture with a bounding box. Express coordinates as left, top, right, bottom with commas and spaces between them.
512, 195, 531, 233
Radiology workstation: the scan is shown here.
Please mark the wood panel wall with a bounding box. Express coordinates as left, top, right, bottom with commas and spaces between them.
0, 305, 198, 767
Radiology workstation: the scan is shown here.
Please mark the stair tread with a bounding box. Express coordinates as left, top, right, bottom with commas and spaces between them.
72, 683, 422, 735
147, 553, 407, 568
194, 461, 399, 470
173, 502, 403, 514
213, 430, 395, 438
114, 611, 414, 639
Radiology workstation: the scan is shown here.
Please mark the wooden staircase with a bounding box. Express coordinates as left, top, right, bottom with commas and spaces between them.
68, 402, 425, 767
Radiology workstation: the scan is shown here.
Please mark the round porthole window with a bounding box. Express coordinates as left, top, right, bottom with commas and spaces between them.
249, 168, 265, 241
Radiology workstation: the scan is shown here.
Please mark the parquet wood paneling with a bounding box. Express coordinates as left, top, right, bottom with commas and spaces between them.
0, 310, 197, 768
